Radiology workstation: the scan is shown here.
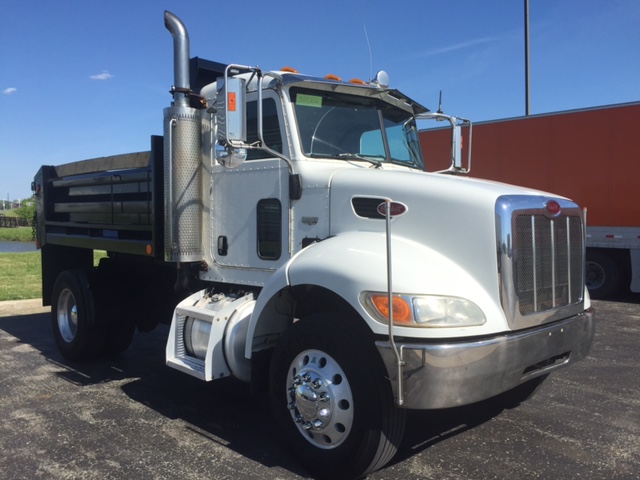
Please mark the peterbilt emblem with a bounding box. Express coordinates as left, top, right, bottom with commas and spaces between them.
377, 201, 408, 217
302, 216, 319, 226
545, 200, 561, 217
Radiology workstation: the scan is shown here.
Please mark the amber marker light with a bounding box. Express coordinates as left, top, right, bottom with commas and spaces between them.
324, 74, 342, 82
349, 78, 366, 85
370, 294, 413, 324
281, 66, 299, 73
146, 244, 153, 255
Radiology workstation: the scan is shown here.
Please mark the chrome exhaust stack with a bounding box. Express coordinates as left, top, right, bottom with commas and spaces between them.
164, 10, 191, 108
163, 11, 203, 264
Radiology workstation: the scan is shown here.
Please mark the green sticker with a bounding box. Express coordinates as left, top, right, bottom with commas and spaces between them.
297, 94, 323, 108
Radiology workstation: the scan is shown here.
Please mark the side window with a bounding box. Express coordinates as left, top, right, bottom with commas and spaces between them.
385, 124, 411, 162
246, 98, 283, 160
257, 198, 281, 260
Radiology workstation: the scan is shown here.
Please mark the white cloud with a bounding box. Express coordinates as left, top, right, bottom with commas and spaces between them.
3, 87, 17, 95
90, 70, 114, 81
413, 36, 502, 59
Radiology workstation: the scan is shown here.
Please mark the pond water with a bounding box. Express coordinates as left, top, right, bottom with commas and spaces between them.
0, 241, 37, 253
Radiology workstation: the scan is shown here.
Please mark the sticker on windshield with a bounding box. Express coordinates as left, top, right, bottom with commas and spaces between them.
297, 94, 323, 108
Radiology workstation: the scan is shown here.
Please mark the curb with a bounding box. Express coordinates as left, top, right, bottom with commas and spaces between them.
0, 298, 50, 318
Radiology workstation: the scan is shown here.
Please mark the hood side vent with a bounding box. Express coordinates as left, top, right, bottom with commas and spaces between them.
352, 197, 385, 219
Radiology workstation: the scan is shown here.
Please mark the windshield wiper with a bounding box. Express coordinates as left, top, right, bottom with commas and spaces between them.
336, 153, 382, 168
309, 153, 382, 168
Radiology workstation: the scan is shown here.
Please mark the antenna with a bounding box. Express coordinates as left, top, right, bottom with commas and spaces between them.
363, 1, 373, 81
363, 24, 373, 82
437, 90, 443, 114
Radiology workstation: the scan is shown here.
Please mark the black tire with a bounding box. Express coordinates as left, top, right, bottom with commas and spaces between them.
51, 270, 106, 361
586, 250, 625, 299
93, 285, 135, 355
269, 314, 405, 480
104, 319, 135, 355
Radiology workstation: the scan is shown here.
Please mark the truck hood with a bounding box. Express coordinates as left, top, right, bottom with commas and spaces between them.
327, 168, 566, 301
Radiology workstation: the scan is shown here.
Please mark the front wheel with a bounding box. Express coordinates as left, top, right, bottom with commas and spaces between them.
270, 314, 405, 479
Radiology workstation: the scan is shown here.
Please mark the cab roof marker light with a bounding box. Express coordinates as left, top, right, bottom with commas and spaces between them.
349, 78, 367, 85
324, 74, 342, 82
281, 66, 298, 73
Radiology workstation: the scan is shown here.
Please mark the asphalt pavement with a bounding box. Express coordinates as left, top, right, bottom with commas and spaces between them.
0, 297, 638, 479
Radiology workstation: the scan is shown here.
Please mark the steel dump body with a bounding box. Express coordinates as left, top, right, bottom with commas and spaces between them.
35, 143, 162, 257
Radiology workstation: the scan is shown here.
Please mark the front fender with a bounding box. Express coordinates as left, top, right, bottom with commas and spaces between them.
246, 231, 505, 358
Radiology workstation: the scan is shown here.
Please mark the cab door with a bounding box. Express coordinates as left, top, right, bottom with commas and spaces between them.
210, 91, 290, 284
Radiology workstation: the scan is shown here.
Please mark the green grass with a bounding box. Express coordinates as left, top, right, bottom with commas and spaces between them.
0, 252, 41, 300
0, 226, 34, 242
0, 250, 107, 301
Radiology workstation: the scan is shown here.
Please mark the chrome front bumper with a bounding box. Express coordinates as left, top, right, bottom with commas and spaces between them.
376, 308, 595, 409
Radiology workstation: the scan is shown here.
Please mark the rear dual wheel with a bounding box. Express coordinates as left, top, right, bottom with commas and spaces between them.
270, 314, 405, 479
52, 270, 105, 361
51, 270, 135, 360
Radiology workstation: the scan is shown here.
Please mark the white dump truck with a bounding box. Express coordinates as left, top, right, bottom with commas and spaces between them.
32, 11, 595, 479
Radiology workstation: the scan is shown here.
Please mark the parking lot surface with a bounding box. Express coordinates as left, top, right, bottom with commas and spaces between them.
0, 297, 638, 479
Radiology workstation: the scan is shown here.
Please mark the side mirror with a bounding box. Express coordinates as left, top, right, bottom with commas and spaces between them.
415, 112, 472, 174
217, 76, 246, 144
215, 74, 247, 168
215, 143, 247, 168
452, 124, 462, 170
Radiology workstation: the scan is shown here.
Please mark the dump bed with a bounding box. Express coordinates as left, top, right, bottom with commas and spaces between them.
34, 136, 164, 258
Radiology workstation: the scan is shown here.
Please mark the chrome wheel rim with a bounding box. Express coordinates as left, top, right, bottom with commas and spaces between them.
286, 349, 354, 449
57, 288, 78, 343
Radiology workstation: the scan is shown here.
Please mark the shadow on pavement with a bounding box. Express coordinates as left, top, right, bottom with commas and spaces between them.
1, 310, 510, 478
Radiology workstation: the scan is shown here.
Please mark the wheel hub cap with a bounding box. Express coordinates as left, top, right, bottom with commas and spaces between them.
286, 349, 353, 449
57, 288, 78, 343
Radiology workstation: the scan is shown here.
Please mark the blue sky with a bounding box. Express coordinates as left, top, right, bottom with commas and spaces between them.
2, 0, 639, 201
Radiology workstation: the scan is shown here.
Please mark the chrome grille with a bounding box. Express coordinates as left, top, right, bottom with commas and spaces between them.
496, 195, 585, 329
514, 214, 584, 315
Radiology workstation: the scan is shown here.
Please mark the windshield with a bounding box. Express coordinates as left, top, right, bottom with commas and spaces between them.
291, 87, 425, 169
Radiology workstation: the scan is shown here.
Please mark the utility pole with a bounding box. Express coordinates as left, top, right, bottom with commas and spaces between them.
525, 0, 531, 116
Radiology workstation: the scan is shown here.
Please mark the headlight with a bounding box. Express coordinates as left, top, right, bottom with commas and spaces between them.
413, 296, 485, 327
364, 293, 486, 328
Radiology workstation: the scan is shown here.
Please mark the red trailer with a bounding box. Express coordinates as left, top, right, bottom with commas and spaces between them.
420, 102, 640, 298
